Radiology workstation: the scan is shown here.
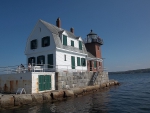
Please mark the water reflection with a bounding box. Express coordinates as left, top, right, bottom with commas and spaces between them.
31, 88, 110, 113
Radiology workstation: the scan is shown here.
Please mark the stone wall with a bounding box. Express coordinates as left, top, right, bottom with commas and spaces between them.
55, 71, 109, 90
0, 71, 109, 94
0, 80, 120, 109
0, 73, 32, 94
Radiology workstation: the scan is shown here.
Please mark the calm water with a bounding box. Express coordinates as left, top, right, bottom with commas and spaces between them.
1, 73, 150, 113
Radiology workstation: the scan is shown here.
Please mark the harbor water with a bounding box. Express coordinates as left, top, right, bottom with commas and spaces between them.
1, 73, 150, 113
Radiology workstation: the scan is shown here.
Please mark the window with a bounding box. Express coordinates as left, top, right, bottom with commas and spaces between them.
79, 41, 82, 50
63, 35, 67, 46
28, 57, 36, 65
31, 39, 37, 49
94, 61, 97, 68
64, 54, 66, 61
71, 40, 74, 47
37, 55, 45, 65
77, 57, 80, 66
42, 36, 50, 47
71, 56, 75, 69
48, 54, 53, 68
81, 58, 86, 66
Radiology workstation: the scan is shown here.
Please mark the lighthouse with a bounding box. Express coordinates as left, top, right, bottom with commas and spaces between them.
85, 30, 103, 72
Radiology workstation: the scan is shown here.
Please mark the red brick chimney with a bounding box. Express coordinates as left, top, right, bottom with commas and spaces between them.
56, 17, 61, 28
70, 27, 74, 34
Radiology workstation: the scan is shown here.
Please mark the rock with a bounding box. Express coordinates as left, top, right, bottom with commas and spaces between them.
91, 86, 97, 91
114, 81, 117, 85
82, 87, 87, 93
95, 85, 100, 90
31, 93, 43, 104
51, 90, 64, 100
114, 81, 120, 85
86, 86, 93, 92
13, 94, 32, 106
43, 92, 52, 102
101, 83, 106, 88
0, 95, 14, 108
0, 94, 2, 100
110, 82, 115, 86
64, 90, 74, 97
106, 83, 110, 87
109, 82, 112, 86
72, 88, 83, 96
87, 86, 95, 91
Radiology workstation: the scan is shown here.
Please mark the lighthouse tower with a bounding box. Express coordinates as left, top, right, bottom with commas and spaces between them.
85, 30, 103, 72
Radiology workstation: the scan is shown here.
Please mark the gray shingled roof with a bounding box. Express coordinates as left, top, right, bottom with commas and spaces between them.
87, 52, 96, 58
40, 19, 87, 54
65, 30, 76, 39
40, 19, 61, 35
40, 19, 77, 39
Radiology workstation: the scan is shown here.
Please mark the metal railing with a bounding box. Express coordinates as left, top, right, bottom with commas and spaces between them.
0, 64, 28, 74
84, 38, 103, 45
0, 63, 107, 75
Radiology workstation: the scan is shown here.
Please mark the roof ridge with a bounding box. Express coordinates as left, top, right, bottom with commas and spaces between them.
40, 19, 78, 39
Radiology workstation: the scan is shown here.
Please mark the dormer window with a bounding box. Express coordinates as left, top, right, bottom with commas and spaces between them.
42, 36, 50, 47
63, 35, 67, 46
71, 40, 74, 47
79, 41, 82, 50
31, 39, 37, 49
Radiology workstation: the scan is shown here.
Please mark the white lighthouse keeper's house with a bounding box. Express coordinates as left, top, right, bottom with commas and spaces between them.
25, 18, 88, 72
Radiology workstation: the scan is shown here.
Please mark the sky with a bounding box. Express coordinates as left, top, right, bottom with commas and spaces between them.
0, 0, 150, 72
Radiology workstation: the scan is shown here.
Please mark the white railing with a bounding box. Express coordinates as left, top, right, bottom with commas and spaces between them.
0, 63, 107, 75
89, 66, 107, 72
0, 64, 28, 74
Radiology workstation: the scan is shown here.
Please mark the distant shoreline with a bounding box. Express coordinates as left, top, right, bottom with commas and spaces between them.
109, 68, 150, 75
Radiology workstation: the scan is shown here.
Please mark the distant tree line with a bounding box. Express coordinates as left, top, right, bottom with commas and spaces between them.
109, 68, 150, 75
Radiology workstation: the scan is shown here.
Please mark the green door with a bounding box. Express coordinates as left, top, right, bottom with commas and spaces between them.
48, 54, 53, 68
71, 56, 75, 69
45, 75, 51, 90
38, 75, 51, 91
39, 75, 45, 91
